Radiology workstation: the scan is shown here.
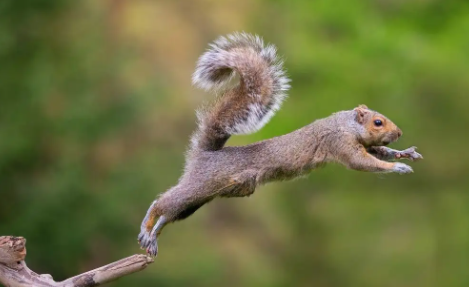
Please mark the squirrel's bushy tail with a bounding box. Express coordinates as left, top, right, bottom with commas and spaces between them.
191, 32, 290, 152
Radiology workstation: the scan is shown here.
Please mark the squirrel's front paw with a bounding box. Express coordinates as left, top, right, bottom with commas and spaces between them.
396, 146, 423, 161
392, 162, 413, 174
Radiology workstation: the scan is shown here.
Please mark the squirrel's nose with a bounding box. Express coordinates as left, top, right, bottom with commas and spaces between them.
397, 129, 402, 138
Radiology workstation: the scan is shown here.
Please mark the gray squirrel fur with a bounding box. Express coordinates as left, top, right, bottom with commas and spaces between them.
138, 32, 423, 256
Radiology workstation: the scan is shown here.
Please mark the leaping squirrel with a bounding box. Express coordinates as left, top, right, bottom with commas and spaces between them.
138, 33, 423, 256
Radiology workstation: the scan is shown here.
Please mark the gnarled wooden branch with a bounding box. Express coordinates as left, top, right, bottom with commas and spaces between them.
0, 236, 153, 287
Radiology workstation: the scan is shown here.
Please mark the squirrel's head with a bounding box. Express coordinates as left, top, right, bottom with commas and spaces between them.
354, 104, 402, 147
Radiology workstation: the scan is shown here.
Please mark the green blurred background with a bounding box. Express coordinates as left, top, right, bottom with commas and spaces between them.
1, 0, 468, 286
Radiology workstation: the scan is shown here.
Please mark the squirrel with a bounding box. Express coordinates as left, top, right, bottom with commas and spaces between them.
138, 32, 423, 256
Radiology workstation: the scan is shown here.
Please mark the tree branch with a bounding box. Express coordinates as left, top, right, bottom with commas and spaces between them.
0, 236, 154, 287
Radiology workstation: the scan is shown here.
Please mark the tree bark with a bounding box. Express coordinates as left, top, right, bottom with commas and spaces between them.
0, 236, 153, 287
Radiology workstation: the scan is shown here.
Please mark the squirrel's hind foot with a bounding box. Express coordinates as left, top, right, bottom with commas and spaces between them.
137, 215, 168, 257
138, 230, 151, 249
146, 238, 158, 257
138, 229, 159, 256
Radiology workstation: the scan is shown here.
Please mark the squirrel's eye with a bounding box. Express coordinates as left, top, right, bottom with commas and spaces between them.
374, 119, 383, 127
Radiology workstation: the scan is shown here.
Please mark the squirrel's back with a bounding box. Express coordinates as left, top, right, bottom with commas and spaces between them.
190, 33, 290, 152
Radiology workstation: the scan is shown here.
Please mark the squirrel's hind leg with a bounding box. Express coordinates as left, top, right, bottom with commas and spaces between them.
219, 170, 257, 198
139, 200, 157, 232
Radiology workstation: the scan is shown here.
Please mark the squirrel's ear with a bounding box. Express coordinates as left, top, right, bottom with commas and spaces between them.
354, 105, 368, 124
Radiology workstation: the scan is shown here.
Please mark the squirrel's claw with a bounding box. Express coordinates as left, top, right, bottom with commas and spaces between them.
146, 238, 158, 257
